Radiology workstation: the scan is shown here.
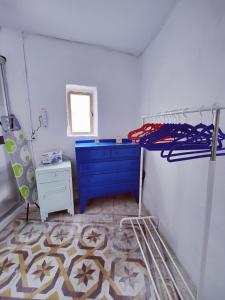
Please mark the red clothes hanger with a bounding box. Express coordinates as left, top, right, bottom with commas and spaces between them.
128, 123, 173, 143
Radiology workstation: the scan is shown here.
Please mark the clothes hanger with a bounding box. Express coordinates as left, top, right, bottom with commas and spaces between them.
128, 112, 176, 143
139, 123, 204, 151
164, 108, 225, 161
159, 107, 216, 158
139, 108, 213, 151
164, 127, 225, 161
161, 127, 219, 159
166, 145, 225, 162
128, 123, 163, 143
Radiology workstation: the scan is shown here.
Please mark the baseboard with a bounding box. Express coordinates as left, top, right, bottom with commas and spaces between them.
0, 203, 25, 231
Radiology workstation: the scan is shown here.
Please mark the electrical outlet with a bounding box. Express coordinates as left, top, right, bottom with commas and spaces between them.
39, 108, 48, 128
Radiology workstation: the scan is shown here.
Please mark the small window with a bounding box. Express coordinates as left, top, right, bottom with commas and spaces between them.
68, 92, 93, 134
66, 85, 98, 137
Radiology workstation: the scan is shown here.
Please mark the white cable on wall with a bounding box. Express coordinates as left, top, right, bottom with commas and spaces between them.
21, 31, 37, 167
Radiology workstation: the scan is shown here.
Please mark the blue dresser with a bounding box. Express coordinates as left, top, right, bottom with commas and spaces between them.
75, 139, 140, 213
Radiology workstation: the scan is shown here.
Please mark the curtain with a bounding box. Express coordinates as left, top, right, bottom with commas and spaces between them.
3, 127, 38, 204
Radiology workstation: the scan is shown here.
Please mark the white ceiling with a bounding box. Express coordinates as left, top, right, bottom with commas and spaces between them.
0, 0, 176, 56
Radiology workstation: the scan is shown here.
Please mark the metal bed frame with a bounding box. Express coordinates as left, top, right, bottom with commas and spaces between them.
120, 104, 225, 300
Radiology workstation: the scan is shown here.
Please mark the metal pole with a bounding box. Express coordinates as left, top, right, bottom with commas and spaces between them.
138, 147, 144, 217
138, 117, 145, 217
141, 105, 225, 120
197, 109, 220, 300
211, 109, 220, 161
0, 55, 12, 116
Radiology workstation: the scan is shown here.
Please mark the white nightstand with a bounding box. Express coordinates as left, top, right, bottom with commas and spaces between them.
35, 160, 74, 221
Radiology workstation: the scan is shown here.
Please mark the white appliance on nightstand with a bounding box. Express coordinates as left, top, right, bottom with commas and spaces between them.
35, 160, 74, 221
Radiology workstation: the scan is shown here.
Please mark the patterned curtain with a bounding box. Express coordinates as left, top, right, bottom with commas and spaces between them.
3, 128, 38, 205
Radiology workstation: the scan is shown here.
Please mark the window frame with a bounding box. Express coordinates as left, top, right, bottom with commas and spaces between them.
66, 85, 98, 138
67, 91, 94, 135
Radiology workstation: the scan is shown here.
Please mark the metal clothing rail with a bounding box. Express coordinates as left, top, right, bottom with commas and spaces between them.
141, 104, 225, 120
138, 104, 225, 217
120, 216, 196, 300
121, 104, 225, 300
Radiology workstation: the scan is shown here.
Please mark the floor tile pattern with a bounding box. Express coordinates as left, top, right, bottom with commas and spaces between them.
0, 194, 195, 299
18, 194, 149, 224
0, 219, 156, 299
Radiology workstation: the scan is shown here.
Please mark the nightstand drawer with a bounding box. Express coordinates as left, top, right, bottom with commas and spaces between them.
37, 170, 69, 183
78, 149, 110, 162
39, 181, 70, 212
111, 147, 140, 159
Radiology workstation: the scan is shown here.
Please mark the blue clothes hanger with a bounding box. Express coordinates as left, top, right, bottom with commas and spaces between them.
165, 128, 225, 162
139, 120, 225, 162
161, 124, 225, 160
166, 146, 225, 162
140, 123, 211, 151
160, 142, 211, 158
139, 123, 193, 150
193, 124, 225, 143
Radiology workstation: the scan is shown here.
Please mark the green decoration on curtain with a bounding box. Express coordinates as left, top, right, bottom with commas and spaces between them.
3, 128, 38, 205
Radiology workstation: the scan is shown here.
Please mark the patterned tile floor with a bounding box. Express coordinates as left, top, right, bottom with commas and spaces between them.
0, 194, 195, 299
18, 194, 150, 224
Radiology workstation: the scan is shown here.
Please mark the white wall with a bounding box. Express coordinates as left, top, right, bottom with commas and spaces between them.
0, 29, 139, 168
23, 34, 139, 165
139, 0, 225, 298
2, 3, 225, 296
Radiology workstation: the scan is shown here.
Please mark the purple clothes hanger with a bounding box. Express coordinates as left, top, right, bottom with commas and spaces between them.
139, 123, 194, 151
161, 124, 225, 161
138, 104, 225, 162
161, 125, 223, 158
166, 146, 225, 162
140, 123, 211, 151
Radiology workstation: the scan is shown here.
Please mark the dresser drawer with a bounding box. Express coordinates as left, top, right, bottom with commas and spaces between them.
80, 182, 139, 199
77, 149, 110, 162
37, 170, 69, 183
79, 171, 139, 186
111, 147, 140, 159
79, 159, 140, 175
